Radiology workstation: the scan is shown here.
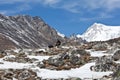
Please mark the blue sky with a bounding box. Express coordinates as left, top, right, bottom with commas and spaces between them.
0, 0, 120, 36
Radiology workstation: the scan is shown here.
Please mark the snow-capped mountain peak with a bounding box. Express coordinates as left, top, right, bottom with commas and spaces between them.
79, 23, 120, 42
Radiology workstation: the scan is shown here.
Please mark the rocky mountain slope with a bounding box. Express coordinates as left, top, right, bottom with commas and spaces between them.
0, 14, 64, 50
77, 23, 120, 42
0, 36, 120, 80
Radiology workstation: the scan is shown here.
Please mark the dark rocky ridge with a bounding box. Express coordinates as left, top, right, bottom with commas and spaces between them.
0, 14, 65, 50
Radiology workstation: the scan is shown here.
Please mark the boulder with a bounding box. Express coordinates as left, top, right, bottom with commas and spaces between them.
71, 49, 90, 57
40, 49, 91, 70
55, 39, 61, 47
92, 43, 108, 51
69, 77, 82, 80
113, 50, 120, 61
0, 50, 7, 58
16, 52, 27, 58
2, 70, 13, 80
18, 70, 31, 80
91, 55, 117, 72
37, 62, 45, 68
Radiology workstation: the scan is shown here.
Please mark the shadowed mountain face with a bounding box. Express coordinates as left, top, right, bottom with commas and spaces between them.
0, 14, 64, 50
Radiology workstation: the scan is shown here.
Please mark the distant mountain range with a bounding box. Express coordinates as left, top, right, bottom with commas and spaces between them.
77, 23, 120, 42
0, 14, 64, 50
0, 13, 120, 50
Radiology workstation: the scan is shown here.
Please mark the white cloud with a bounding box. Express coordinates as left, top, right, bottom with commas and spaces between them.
0, 0, 25, 4
0, 4, 31, 15
105, 0, 120, 11
17, 4, 31, 11
0, 0, 60, 15
78, 12, 113, 21
60, 2, 80, 13
45, 0, 120, 13
1, 0, 120, 12
0, 0, 60, 5
42, 0, 60, 5
83, 0, 120, 11
0, 10, 16, 15
0, 11, 8, 15
79, 15, 113, 21
0, 0, 120, 20
46, 0, 119, 21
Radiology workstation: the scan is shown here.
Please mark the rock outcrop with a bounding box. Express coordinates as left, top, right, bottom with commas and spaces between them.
38, 49, 91, 70
113, 50, 120, 61
0, 14, 65, 50
91, 55, 119, 72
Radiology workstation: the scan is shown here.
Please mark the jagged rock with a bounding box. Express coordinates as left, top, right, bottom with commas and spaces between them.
40, 49, 91, 70
112, 65, 120, 80
16, 52, 27, 58
37, 62, 45, 68
100, 75, 113, 80
59, 53, 70, 60
91, 55, 118, 72
71, 49, 90, 57
55, 39, 61, 47
71, 49, 90, 62
34, 49, 48, 56
69, 77, 82, 80
92, 43, 108, 51
18, 70, 31, 80
0, 69, 39, 80
113, 50, 120, 61
0, 50, 7, 58
1, 70, 13, 80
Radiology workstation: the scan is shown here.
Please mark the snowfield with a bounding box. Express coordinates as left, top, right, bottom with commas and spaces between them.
87, 50, 113, 57
0, 50, 114, 80
36, 62, 112, 79
0, 61, 31, 69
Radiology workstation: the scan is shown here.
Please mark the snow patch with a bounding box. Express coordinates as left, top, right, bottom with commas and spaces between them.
28, 56, 50, 62
0, 61, 31, 69
8, 37, 19, 45
87, 50, 113, 57
57, 32, 65, 37
76, 34, 82, 38
34, 49, 46, 52
35, 62, 112, 79
0, 19, 4, 21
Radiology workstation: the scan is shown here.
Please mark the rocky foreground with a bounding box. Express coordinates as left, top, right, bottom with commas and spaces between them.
0, 37, 120, 80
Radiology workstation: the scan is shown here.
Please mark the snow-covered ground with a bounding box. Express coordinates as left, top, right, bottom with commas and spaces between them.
0, 50, 114, 79
0, 61, 31, 69
0, 55, 50, 69
35, 62, 112, 79
87, 50, 112, 57
28, 56, 50, 62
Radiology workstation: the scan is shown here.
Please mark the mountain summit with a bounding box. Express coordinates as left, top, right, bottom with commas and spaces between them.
77, 23, 120, 42
0, 14, 64, 50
